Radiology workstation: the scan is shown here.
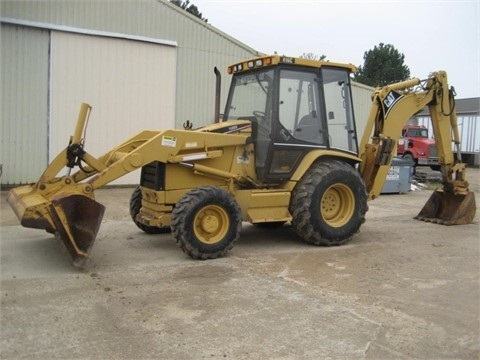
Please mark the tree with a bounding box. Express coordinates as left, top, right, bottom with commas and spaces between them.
354, 43, 410, 87
170, 0, 208, 22
300, 52, 326, 61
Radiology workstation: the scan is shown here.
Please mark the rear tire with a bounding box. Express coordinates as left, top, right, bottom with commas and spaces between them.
289, 160, 368, 246
171, 186, 242, 259
129, 186, 171, 234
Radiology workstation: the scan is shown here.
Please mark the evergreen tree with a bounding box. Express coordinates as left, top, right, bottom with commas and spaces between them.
170, 0, 208, 22
355, 43, 410, 87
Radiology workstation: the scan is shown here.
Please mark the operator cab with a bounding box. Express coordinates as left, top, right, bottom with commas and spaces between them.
224, 55, 359, 182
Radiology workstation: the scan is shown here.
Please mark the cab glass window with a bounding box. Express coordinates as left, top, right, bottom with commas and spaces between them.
278, 70, 325, 145
322, 68, 358, 153
225, 70, 274, 120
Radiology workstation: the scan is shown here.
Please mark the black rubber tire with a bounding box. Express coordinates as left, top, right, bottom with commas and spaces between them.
402, 153, 415, 163
402, 153, 417, 174
129, 186, 171, 234
171, 186, 242, 259
289, 160, 368, 246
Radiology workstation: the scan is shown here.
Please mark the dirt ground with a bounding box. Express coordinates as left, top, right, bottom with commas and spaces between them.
1, 169, 479, 359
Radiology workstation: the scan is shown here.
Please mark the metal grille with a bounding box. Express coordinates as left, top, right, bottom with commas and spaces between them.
140, 162, 166, 191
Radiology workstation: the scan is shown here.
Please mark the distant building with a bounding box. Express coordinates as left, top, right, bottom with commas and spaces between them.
413, 98, 480, 166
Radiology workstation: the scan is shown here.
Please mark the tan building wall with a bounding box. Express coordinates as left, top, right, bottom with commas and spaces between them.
0, 0, 259, 185
1, 0, 375, 185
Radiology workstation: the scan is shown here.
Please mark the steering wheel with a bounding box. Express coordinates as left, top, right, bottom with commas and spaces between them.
252, 111, 269, 138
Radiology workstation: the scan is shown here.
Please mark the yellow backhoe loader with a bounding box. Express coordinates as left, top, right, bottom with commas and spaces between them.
7, 55, 476, 267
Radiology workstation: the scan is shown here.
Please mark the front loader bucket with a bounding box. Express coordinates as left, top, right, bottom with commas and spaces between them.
8, 186, 105, 268
415, 190, 476, 225
49, 195, 105, 267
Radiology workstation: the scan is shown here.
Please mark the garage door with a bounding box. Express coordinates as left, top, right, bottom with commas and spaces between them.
1, 24, 49, 185
50, 31, 176, 185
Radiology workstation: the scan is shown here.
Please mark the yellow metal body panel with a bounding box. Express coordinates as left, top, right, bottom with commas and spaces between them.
290, 150, 361, 182
164, 164, 227, 190
235, 189, 292, 223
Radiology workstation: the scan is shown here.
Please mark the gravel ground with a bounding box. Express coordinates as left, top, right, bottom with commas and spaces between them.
1, 168, 479, 359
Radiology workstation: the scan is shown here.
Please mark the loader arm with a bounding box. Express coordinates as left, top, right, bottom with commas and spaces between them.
358, 71, 476, 224
7, 104, 249, 266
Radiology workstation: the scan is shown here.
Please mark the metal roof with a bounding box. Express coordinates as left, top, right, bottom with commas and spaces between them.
454, 97, 480, 114
418, 97, 480, 116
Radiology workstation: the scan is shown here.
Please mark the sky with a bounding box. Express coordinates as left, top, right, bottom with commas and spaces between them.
193, 0, 480, 99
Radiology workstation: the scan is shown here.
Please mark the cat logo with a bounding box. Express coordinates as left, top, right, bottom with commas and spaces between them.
383, 90, 403, 116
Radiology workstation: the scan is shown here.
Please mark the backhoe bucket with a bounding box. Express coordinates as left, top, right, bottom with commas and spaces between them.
415, 190, 476, 225
7, 186, 105, 268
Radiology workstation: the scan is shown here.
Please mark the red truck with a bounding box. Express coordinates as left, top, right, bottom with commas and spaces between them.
397, 125, 439, 170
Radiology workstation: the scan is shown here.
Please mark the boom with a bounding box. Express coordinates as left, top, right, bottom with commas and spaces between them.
359, 71, 475, 224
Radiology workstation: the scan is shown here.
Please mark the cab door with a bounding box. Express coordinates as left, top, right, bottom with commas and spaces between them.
263, 66, 358, 181
261, 68, 325, 181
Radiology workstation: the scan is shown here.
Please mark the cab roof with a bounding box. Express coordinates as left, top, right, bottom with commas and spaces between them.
228, 55, 357, 74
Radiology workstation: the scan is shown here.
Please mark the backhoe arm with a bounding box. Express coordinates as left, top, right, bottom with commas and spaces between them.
359, 77, 431, 198
358, 71, 475, 225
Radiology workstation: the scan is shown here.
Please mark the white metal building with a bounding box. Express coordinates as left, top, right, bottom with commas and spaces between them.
1, 0, 260, 185
412, 97, 480, 166
1, 0, 374, 186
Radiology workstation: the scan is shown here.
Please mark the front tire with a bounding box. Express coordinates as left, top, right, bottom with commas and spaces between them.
171, 186, 242, 259
402, 153, 417, 174
129, 186, 171, 234
402, 153, 415, 163
289, 160, 368, 246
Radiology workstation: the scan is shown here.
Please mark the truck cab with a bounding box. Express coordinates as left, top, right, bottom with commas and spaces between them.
397, 125, 439, 169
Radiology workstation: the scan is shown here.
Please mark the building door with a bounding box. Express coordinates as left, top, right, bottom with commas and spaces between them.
50, 31, 177, 185
1, 24, 49, 185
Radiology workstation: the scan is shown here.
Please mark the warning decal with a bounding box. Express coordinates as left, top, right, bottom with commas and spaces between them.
162, 135, 177, 147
